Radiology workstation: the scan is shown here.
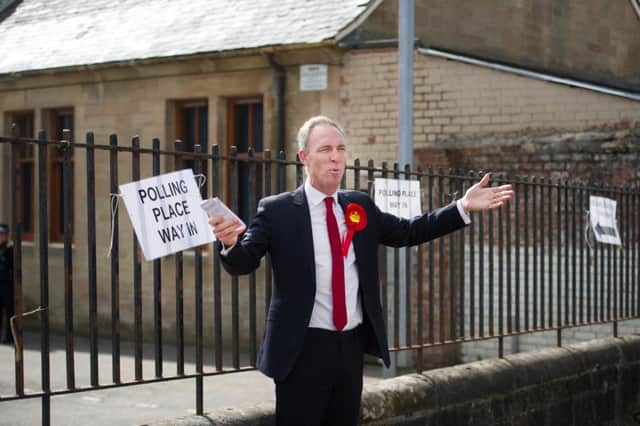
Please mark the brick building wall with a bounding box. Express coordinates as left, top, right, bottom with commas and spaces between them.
339, 49, 640, 174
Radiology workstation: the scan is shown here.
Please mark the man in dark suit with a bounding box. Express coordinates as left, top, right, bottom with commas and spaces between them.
210, 116, 513, 425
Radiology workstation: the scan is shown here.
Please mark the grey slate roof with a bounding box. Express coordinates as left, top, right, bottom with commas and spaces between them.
0, 0, 370, 75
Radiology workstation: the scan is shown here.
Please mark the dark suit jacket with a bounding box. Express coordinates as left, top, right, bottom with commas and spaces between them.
220, 186, 467, 381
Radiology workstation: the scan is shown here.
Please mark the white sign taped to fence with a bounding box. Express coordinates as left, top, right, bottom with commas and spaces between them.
373, 178, 422, 219
589, 195, 621, 246
119, 169, 215, 261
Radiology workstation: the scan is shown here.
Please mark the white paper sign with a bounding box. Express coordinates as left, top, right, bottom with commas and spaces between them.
300, 64, 328, 91
373, 178, 422, 219
119, 169, 215, 260
589, 196, 621, 246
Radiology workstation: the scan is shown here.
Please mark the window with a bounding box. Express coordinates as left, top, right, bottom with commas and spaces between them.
226, 98, 263, 223
44, 108, 74, 242
5, 111, 35, 240
174, 100, 208, 196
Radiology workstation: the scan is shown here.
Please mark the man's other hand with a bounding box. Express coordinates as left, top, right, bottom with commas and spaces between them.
460, 173, 514, 213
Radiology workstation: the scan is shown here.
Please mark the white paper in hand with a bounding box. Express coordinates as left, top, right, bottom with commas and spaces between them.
200, 197, 245, 226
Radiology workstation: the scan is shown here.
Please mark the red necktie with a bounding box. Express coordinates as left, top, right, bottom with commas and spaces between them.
325, 197, 347, 331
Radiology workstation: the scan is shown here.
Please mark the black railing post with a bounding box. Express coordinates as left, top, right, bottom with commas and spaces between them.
62, 128, 75, 391
211, 144, 222, 372
86, 131, 99, 386
193, 143, 204, 416
37, 129, 51, 426
230, 146, 240, 369
108, 134, 121, 384
10, 124, 24, 396
131, 135, 143, 381
152, 138, 163, 379
174, 140, 185, 376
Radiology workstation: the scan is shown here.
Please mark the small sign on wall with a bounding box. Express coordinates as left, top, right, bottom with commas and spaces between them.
119, 169, 215, 260
589, 195, 621, 246
373, 178, 422, 219
300, 64, 328, 91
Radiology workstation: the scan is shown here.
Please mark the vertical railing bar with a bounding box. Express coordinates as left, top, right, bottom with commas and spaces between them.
194, 143, 204, 415
556, 179, 562, 347
211, 144, 221, 373
393, 163, 400, 348
248, 148, 257, 367
564, 182, 570, 325
131, 135, 143, 381
448, 172, 456, 341
579, 182, 584, 324
10, 125, 25, 396
506, 176, 512, 335
151, 138, 163, 379
478, 173, 485, 338
354, 158, 361, 191
548, 178, 554, 328
488, 176, 495, 337
415, 167, 424, 372
625, 189, 630, 318
405, 164, 412, 347
600, 187, 605, 322
498, 175, 504, 354
539, 178, 545, 328
458, 175, 466, 338
514, 179, 520, 332
264, 150, 273, 317
62, 128, 75, 390
571, 183, 577, 326
109, 134, 121, 384
378, 161, 389, 324
438, 172, 446, 342
523, 178, 529, 331
174, 140, 185, 376
589, 183, 596, 323
230, 146, 240, 369
86, 132, 99, 386
428, 167, 435, 344
606, 186, 612, 323
37, 130, 51, 425
635, 185, 639, 317
468, 171, 475, 339
532, 177, 538, 330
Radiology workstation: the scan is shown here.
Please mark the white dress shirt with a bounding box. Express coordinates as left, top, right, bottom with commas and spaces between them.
305, 180, 363, 331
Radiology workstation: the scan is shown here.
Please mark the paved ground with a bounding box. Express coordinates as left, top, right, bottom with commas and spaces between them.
0, 332, 383, 425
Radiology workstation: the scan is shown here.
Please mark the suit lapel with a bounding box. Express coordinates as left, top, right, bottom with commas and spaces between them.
293, 186, 316, 285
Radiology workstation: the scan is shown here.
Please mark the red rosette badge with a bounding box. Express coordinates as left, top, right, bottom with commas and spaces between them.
342, 203, 367, 257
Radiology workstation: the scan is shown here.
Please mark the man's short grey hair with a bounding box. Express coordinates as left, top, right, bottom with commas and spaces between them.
297, 116, 346, 152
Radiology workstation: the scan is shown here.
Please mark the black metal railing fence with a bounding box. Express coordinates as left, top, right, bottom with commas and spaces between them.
0, 130, 638, 425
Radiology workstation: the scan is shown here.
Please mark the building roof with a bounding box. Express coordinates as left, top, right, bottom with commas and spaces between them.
0, 0, 371, 75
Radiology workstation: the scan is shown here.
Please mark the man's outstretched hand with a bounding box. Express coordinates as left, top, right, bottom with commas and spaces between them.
460, 173, 514, 213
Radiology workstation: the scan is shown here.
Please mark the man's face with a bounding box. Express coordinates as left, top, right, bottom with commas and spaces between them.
298, 124, 346, 196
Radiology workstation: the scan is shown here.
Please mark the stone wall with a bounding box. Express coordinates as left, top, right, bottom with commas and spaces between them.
154, 336, 640, 426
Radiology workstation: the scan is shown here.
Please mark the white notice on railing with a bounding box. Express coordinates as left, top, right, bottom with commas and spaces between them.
589, 195, 621, 246
373, 178, 422, 219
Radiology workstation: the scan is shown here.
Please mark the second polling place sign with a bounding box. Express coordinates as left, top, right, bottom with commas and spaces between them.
119, 169, 215, 260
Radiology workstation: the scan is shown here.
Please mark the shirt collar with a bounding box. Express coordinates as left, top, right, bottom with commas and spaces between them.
304, 179, 338, 207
